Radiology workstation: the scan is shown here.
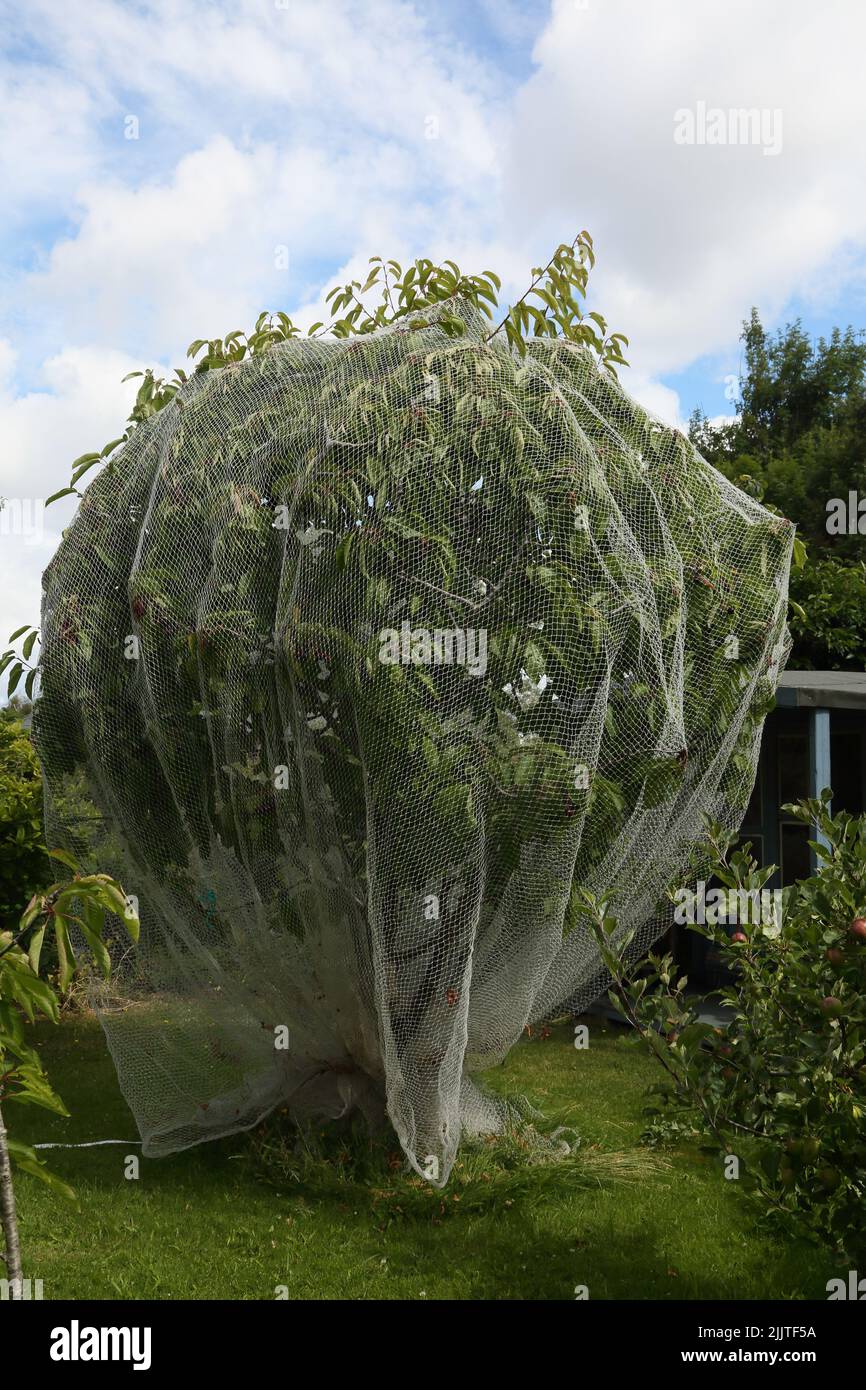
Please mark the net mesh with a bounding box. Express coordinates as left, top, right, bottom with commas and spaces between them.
33, 302, 793, 1184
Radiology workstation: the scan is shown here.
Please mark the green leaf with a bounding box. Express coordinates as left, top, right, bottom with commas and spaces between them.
335, 531, 356, 571
641, 756, 685, 809
45, 847, 79, 872
4, 966, 60, 1023
7, 1140, 77, 1200
28, 924, 46, 974
75, 913, 112, 979
71, 456, 103, 485
52, 913, 75, 992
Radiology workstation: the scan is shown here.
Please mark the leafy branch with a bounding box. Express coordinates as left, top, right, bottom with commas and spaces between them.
38, 233, 626, 515
0, 850, 138, 1292
1, 626, 41, 702
578, 804, 866, 1259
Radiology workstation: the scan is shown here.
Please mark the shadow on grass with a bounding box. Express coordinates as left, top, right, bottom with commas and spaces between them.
9, 1014, 840, 1300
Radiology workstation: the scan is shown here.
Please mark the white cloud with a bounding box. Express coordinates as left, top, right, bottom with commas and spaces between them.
0, 342, 141, 667
0, 67, 99, 230
621, 372, 684, 430
507, 0, 866, 376
6, 0, 507, 368
0, 0, 511, 692
2, 0, 866, 696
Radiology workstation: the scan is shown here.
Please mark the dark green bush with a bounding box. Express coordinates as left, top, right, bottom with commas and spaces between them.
582, 797, 866, 1260
0, 706, 48, 929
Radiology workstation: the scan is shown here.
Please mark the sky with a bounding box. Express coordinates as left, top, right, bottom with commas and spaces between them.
2, 0, 866, 693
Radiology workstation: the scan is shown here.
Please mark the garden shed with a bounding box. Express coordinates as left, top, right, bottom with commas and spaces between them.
675, 668, 866, 989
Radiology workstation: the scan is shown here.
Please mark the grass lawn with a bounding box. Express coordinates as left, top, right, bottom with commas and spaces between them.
8, 1014, 839, 1301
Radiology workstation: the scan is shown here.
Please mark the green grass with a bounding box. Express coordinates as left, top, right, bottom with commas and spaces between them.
8, 1015, 840, 1300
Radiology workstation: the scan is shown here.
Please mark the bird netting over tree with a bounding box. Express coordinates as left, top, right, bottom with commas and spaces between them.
33, 299, 793, 1185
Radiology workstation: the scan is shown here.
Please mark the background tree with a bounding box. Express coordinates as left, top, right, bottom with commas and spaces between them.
0, 703, 49, 932
690, 311, 866, 668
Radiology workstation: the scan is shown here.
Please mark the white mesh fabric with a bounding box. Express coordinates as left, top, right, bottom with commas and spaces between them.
33, 302, 793, 1185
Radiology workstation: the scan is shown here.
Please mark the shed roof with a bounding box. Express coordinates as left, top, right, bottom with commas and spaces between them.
777, 670, 866, 710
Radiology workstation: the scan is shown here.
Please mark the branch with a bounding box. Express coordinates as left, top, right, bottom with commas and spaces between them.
484, 236, 580, 345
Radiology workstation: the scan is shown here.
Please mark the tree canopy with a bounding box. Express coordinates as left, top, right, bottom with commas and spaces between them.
0, 704, 48, 929
690, 310, 866, 668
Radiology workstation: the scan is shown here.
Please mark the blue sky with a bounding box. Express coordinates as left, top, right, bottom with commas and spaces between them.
2, 0, 865, 680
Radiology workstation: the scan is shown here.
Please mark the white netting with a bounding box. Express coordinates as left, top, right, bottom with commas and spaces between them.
33, 302, 793, 1184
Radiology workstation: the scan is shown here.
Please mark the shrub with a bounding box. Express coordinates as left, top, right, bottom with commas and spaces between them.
583, 795, 866, 1260
0, 707, 48, 930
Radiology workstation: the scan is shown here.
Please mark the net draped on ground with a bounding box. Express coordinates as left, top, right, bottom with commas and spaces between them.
33, 303, 793, 1184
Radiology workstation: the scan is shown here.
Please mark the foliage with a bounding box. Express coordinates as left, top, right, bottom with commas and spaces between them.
24, 231, 792, 1178
0, 853, 138, 1198
0, 707, 48, 930
581, 797, 866, 1260
786, 556, 866, 669
0, 628, 40, 704
689, 309, 866, 668
31, 298, 792, 1037
3, 235, 626, 692
45, 232, 628, 509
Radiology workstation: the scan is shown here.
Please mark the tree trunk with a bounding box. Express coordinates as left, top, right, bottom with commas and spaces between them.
0, 1100, 24, 1298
